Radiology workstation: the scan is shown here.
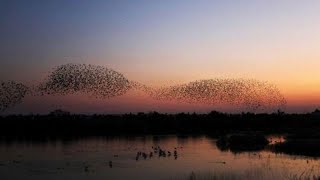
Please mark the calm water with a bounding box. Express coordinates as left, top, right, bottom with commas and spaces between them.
0, 135, 319, 180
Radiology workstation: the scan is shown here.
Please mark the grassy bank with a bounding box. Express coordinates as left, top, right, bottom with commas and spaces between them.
172, 165, 320, 180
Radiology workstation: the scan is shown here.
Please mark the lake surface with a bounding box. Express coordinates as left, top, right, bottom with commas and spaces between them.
0, 135, 319, 180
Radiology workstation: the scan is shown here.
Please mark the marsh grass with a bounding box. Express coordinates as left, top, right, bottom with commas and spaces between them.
170, 163, 320, 180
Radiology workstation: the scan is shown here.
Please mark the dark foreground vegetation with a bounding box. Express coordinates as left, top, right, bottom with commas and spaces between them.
216, 133, 269, 152
1, 109, 320, 136
271, 132, 320, 157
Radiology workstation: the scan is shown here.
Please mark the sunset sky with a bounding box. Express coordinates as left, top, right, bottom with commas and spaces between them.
1, 0, 320, 113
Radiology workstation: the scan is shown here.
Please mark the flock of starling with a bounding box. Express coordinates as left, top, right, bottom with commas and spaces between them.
36, 63, 133, 98
0, 63, 286, 112
147, 79, 286, 111
0, 81, 29, 112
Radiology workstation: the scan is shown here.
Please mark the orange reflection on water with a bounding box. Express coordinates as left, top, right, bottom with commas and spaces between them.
0, 135, 319, 179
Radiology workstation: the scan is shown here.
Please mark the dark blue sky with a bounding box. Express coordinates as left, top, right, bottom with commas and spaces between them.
1, 0, 320, 113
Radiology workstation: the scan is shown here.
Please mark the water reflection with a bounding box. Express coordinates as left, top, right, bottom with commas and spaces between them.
0, 135, 319, 180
